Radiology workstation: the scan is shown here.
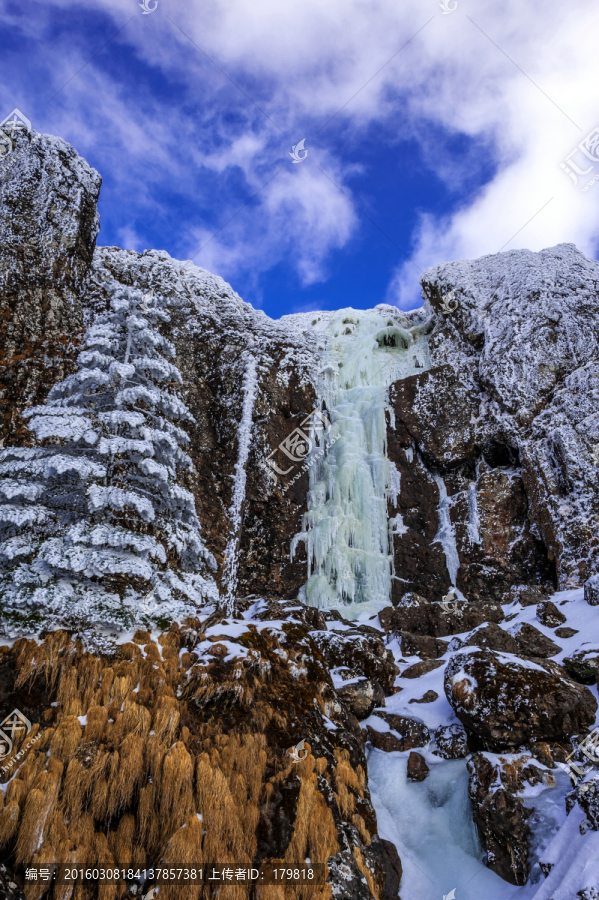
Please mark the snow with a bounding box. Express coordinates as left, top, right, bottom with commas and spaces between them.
368, 749, 507, 900
526, 804, 599, 899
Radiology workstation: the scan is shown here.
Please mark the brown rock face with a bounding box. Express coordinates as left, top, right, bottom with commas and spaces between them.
514, 623, 562, 658
407, 751, 429, 782
387, 365, 554, 604
337, 678, 386, 719
89, 246, 319, 602
451, 464, 555, 603
422, 245, 599, 589
536, 600, 567, 628
390, 366, 482, 470
378, 600, 504, 639
445, 649, 597, 750
467, 753, 532, 885
0, 130, 101, 445
386, 413, 452, 602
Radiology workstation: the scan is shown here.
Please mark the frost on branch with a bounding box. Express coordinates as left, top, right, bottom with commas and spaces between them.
0, 287, 218, 635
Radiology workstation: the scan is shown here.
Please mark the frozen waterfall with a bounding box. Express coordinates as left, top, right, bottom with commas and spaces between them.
291, 307, 430, 617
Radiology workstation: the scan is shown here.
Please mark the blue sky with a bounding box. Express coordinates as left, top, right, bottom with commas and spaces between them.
2, 0, 598, 319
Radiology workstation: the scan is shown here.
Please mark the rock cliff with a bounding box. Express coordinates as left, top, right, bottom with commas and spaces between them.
0, 127, 598, 900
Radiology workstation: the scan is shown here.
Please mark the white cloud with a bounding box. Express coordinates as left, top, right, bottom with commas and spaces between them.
2, 0, 598, 308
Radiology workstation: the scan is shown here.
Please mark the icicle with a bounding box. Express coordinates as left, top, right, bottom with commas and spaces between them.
432, 473, 460, 586
466, 467, 481, 545
223, 354, 259, 609
294, 308, 431, 617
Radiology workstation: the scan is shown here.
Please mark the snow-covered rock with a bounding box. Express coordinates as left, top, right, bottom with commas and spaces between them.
444, 648, 597, 750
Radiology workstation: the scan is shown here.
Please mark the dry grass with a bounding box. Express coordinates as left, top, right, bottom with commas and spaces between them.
0, 800, 20, 846
159, 815, 203, 900
0, 624, 379, 900
353, 846, 379, 900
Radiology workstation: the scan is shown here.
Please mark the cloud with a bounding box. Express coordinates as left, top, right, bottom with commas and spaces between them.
2, 0, 598, 310
188, 152, 359, 290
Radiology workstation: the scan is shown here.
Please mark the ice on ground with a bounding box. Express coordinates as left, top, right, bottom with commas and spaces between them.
368, 749, 510, 900
366, 585, 599, 899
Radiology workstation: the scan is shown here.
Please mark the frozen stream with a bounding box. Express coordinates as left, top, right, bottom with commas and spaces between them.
368, 747, 574, 900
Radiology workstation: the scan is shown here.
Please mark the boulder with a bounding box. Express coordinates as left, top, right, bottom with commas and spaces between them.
509, 585, 550, 607
563, 649, 599, 685
366, 713, 430, 753
398, 631, 448, 659
577, 775, 599, 830
536, 600, 567, 628
467, 753, 531, 885
445, 650, 597, 750
409, 690, 439, 704
395, 591, 429, 608
312, 628, 399, 694
514, 623, 562, 658
378, 839, 403, 900
407, 751, 430, 782
460, 622, 519, 654
431, 723, 468, 759
585, 573, 599, 606
381, 714, 430, 748
337, 678, 386, 719
327, 840, 403, 900
365, 727, 405, 753
379, 600, 504, 639
401, 659, 444, 679
555, 626, 578, 639
528, 742, 557, 769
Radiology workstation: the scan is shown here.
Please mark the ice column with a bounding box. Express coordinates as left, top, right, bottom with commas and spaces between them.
432, 473, 460, 587
223, 354, 259, 608
292, 308, 430, 616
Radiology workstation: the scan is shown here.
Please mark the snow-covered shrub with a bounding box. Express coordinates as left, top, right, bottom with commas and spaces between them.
0, 287, 217, 635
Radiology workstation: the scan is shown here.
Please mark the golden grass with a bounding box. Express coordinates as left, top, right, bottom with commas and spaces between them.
0, 800, 20, 846
49, 717, 83, 764
0, 625, 379, 900
15, 761, 62, 864
158, 814, 203, 900
353, 846, 379, 900
109, 813, 135, 867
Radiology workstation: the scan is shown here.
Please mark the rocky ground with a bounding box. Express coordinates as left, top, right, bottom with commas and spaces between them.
0, 126, 598, 899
